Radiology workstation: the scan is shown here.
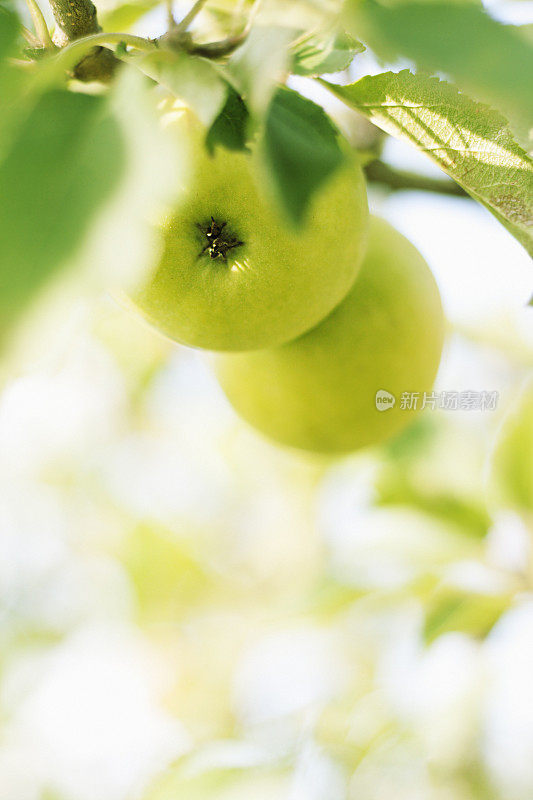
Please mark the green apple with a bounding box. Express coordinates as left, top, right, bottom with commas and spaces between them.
124, 114, 368, 351
214, 216, 445, 454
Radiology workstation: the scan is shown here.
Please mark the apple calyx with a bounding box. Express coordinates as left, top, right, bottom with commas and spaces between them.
197, 216, 244, 262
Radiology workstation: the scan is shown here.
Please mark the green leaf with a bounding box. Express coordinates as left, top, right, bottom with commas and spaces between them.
488, 378, 533, 514
226, 25, 292, 115
0, 90, 125, 343
423, 586, 512, 644
292, 30, 364, 76
0, 7, 26, 157
206, 83, 250, 154
263, 86, 346, 225
145, 768, 242, 800
143, 756, 287, 800
100, 0, 158, 32
123, 524, 212, 621
322, 71, 533, 257
376, 478, 491, 540
0, 5, 19, 61
72, 67, 187, 294
137, 51, 226, 127
344, 0, 533, 148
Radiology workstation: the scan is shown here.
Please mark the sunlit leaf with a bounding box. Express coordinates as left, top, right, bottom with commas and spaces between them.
322, 71, 533, 256
344, 0, 533, 148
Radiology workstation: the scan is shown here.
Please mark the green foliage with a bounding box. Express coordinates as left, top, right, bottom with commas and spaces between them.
0, 7, 27, 155
344, 0, 533, 148
123, 524, 213, 620
377, 474, 492, 540
0, 0, 530, 342
291, 29, 364, 76
145, 760, 287, 800
225, 25, 292, 115
1, 3, 532, 798
0, 89, 124, 342
423, 585, 512, 644
206, 83, 250, 154
139, 51, 227, 126
263, 86, 346, 225
100, 0, 158, 32
489, 379, 533, 514
322, 71, 533, 257
0, 5, 19, 60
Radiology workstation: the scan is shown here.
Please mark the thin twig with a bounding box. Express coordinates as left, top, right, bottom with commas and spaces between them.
364, 158, 468, 198
25, 0, 54, 49
56, 31, 156, 65
166, 0, 176, 30
175, 0, 209, 33
29, 30, 154, 85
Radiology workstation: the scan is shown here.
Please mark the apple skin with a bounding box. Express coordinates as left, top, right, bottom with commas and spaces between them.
125, 129, 368, 351
214, 216, 445, 454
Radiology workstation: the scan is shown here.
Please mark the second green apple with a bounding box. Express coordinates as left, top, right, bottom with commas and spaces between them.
214, 217, 445, 454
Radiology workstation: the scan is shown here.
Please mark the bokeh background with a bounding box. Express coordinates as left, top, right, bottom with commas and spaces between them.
1, 1, 533, 799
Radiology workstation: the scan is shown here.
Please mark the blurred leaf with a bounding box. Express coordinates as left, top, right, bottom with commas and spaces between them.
226, 25, 292, 115
145, 768, 240, 800
263, 86, 346, 225
123, 524, 212, 620
144, 758, 287, 800
100, 0, 158, 31
0, 5, 19, 60
322, 71, 533, 257
41, 791, 66, 800
71, 67, 186, 293
0, 89, 125, 343
344, 0, 533, 148
376, 472, 491, 539
488, 378, 533, 514
206, 83, 250, 154
423, 586, 512, 644
0, 8, 27, 156
292, 30, 364, 76
382, 414, 437, 461
137, 51, 226, 127
305, 578, 366, 618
